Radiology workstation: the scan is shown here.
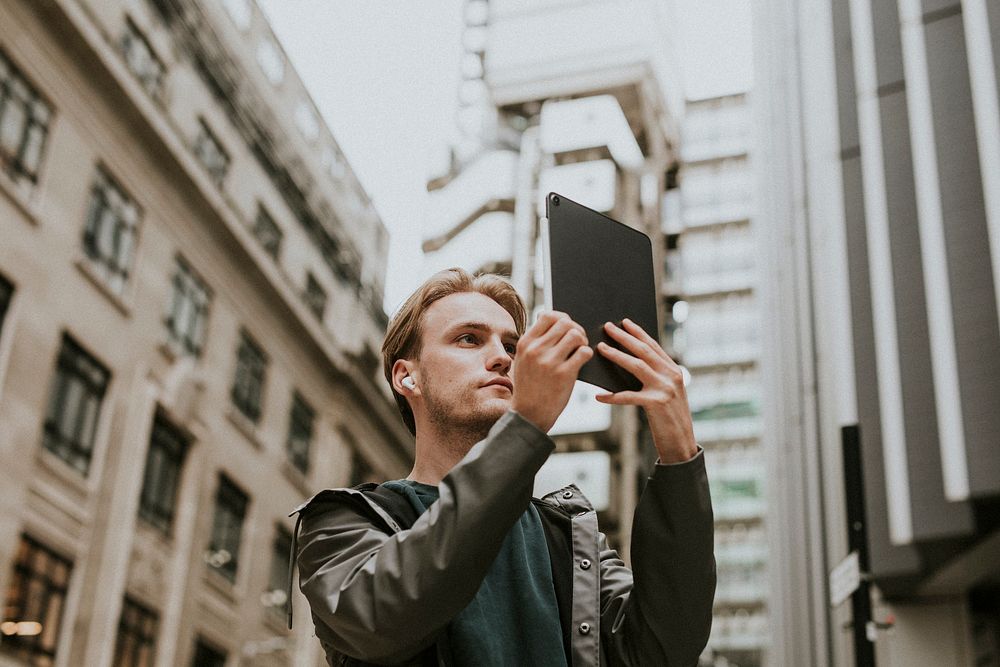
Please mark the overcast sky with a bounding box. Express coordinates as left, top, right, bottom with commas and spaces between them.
257, 0, 753, 312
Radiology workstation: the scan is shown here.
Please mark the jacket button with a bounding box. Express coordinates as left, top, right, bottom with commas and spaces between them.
580, 559, 591, 570
578, 622, 591, 635
562, 490, 573, 499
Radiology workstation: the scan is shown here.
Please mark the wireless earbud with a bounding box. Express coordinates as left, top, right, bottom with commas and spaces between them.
401, 377, 416, 390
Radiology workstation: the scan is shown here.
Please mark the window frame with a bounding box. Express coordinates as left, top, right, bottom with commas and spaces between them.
251, 205, 282, 259
302, 272, 327, 320
193, 118, 229, 184
230, 330, 267, 424
42, 334, 111, 476
113, 595, 159, 667
190, 638, 227, 667
0, 49, 53, 183
1, 534, 74, 665
165, 256, 211, 358
81, 166, 141, 296
120, 17, 165, 99
285, 391, 314, 475
137, 413, 189, 535
265, 524, 293, 618
207, 474, 249, 583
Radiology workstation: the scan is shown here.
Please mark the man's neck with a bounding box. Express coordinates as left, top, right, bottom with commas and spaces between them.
406, 423, 490, 485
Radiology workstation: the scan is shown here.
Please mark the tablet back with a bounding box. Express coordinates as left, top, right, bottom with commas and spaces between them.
543, 192, 659, 393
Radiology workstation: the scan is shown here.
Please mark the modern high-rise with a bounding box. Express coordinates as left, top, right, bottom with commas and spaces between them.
0, 1, 411, 665
421, 0, 685, 554
755, 0, 1000, 664
674, 93, 769, 667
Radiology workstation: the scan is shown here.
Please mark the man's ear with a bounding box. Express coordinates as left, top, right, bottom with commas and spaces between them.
391, 359, 420, 396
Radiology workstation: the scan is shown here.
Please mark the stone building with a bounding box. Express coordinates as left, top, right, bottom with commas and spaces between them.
0, 1, 411, 666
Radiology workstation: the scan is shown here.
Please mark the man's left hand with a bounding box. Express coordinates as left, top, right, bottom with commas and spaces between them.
594, 319, 698, 464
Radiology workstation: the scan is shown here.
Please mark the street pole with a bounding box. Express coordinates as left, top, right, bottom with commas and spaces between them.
842, 424, 876, 667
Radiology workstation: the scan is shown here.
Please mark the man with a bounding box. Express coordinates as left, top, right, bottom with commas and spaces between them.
290, 268, 715, 666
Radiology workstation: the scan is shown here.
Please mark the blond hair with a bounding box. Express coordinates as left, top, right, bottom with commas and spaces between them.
382, 268, 527, 434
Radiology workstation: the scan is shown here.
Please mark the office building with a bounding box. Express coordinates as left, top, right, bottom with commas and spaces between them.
755, 0, 1000, 664
674, 93, 770, 667
422, 0, 685, 554
0, 1, 411, 665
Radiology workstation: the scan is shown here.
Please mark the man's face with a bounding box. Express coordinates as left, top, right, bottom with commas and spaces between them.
413, 292, 519, 434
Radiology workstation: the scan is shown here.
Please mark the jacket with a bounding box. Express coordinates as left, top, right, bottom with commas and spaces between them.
289, 410, 716, 666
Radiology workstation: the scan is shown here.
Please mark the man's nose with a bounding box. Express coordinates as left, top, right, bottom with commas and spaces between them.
485, 338, 512, 373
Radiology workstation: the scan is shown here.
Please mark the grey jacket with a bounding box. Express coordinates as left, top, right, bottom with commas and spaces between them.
290, 410, 716, 666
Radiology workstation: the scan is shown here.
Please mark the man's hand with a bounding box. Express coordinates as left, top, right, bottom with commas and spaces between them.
511, 311, 593, 432
595, 319, 698, 464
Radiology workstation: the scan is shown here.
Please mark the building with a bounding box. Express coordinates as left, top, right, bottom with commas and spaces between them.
421, 0, 685, 555
755, 0, 1000, 664
673, 93, 770, 667
0, 1, 411, 666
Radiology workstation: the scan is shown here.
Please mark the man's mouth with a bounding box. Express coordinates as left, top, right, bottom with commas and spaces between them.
483, 378, 513, 392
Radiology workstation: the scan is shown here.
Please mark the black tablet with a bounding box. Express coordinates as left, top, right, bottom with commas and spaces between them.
542, 192, 659, 393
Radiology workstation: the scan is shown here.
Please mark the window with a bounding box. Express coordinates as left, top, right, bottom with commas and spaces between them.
265, 525, 292, 617
193, 120, 228, 183
207, 475, 248, 582
121, 19, 164, 98
138, 414, 189, 535
82, 168, 140, 295
113, 597, 158, 667
190, 639, 226, 667
0, 50, 52, 183
286, 392, 314, 474
0, 273, 12, 338
302, 272, 327, 320
42, 335, 110, 476
251, 206, 282, 258
165, 257, 211, 357
1, 534, 73, 666
230, 331, 267, 423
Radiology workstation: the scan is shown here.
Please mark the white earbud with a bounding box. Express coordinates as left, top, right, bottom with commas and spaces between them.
401, 377, 416, 390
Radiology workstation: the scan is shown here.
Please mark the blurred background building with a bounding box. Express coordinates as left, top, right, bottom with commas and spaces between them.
421, 3, 770, 666
0, 0, 410, 665
756, 0, 1000, 664
676, 93, 769, 667
420, 0, 684, 563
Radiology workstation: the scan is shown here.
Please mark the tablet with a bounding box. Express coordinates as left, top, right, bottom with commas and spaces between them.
541, 192, 659, 393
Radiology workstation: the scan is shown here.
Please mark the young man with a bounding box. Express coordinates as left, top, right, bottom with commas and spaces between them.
291, 268, 715, 666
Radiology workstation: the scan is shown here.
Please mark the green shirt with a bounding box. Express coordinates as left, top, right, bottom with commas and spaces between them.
382, 479, 567, 666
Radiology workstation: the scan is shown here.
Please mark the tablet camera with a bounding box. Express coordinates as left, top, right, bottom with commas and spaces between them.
552, 195, 561, 206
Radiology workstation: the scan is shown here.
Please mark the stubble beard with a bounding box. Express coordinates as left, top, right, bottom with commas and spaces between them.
422, 374, 507, 450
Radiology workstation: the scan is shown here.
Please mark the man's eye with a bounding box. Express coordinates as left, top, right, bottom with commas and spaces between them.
458, 333, 478, 344
504, 344, 517, 355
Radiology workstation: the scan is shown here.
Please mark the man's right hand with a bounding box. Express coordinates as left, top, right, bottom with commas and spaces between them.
511, 311, 593, 432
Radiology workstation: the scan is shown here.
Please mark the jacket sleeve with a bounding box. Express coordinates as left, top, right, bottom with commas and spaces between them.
295, 410, 554, 663
599, 448, 716, 666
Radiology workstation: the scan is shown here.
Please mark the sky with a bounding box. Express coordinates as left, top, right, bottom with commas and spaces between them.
257, 0, 753, 313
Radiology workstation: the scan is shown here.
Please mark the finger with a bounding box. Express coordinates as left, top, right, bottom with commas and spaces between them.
549, 326, 589, 362
603, 322, 668, 371
595, 390, 644, 405
596, 341, 659, 384
526, 311, 563, 339
534, 317, 575, 348
621, 318, 673, 363
560, 341, 594, 372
